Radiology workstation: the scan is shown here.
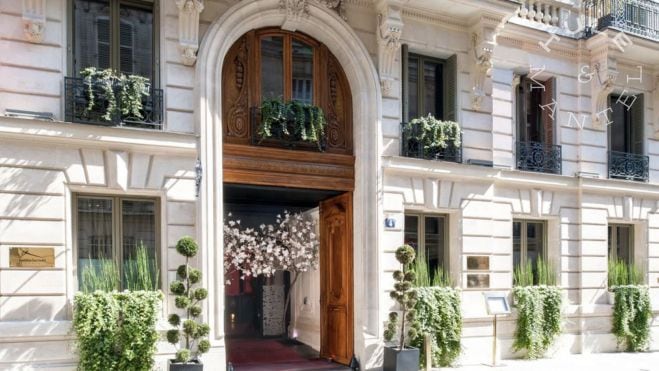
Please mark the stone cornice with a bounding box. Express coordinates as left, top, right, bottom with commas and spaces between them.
0, 116, 197, 156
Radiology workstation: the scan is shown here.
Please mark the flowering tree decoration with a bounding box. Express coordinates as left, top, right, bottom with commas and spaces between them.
223, 211, 320, 322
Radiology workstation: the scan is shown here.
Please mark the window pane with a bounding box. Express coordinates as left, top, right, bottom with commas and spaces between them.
423, 61, 442, 118
513, 221, 521, 268
119, 4, 153, 80
292, 39, 313, 104
425, 216, 445, 273
616, 225, 632, 264
610, 95, 631, 153
407, 56, 418, 120
74, 0, 111, 74
526, 222, 544, 267
261, 36, 284, 101
122, 200, 158, 289
404, 215, 418, 250
77, 197, 113, 283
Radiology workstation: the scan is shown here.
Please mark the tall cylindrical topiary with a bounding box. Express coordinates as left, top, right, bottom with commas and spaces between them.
384, 245, 418, 350
167, 237, 210, 366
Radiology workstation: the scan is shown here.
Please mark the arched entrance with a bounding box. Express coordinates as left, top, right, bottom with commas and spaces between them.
221, 27, 354, 368
195, 1, 382, 369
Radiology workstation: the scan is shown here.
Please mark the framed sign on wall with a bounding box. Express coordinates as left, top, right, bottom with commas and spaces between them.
9, 247, 55, 268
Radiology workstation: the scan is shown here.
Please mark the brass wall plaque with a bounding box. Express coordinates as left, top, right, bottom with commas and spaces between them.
9, 247, 55, 268
467, 256, 490, 270
467, 274, 490, 288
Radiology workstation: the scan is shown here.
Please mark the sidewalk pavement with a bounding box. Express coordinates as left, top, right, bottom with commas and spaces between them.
437, 352, 659, 371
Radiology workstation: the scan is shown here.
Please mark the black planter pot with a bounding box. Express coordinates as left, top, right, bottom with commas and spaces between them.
168, 359, 203, 371
383, 346, 419, 371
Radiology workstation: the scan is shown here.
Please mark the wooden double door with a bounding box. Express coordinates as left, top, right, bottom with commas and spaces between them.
319, 192, 353, 365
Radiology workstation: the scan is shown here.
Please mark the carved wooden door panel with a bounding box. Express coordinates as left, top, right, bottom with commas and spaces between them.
319, 192, 353, 365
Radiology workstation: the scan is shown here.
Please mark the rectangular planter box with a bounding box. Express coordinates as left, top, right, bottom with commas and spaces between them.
169, 360, 203, 371
383, 346, 419, 371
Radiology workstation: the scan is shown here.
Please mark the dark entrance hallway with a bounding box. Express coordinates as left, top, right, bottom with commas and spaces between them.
224, 184, 351, 370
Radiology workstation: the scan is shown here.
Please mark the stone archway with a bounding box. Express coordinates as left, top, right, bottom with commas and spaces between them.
195, 0, 383, 368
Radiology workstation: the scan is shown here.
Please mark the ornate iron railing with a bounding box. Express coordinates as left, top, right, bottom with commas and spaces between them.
400, 123, 462, 163
589, 0, 659, 41
516, 141, 562, 174
64, 77, 163, 130
250, 107, 326, 152
608, 150, 649, 182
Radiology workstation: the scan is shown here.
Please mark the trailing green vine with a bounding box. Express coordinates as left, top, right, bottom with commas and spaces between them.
410, 287, 462, 367
512, 258, 562, 359
79, 67, 150, 122
512, 286, 562, 359
612, 285, 652, 352
403, 114, 461, 156
73, 291, 163, 371
258, 99, 327, 149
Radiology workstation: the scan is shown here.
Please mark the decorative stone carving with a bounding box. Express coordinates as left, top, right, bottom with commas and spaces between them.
280, 0, 309, 31
22, 0, 46, 43
377, 1, 403, 97
591, 57, 618, 129
317, 0, 347, 21
470, 21, 500, 111
176, 0, 204, 66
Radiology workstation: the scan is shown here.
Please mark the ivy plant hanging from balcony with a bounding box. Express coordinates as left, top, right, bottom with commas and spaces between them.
257, 99, 327, 150
402, 114, 461, 161
80, 67, 150, 122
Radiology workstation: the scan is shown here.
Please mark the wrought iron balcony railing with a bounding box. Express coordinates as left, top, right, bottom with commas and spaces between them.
589, 0, 659, 41
400, 123, 462, 163
516, 141, 562, 174
64, 77, 163, 130
608, 150, 649, 182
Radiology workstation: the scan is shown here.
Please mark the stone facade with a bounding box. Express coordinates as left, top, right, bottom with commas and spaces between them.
0, 0, 658, 369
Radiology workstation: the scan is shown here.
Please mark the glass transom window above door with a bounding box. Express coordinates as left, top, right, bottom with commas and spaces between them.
404, 214, 448, 274
75, 195, 159, 290
259, 31, 316, 104
73, 0, 155, 82
513, 220, 546, 283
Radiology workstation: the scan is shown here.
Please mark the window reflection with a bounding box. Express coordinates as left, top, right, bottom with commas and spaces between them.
261, 36, 284, 100
292, 39, 313, 104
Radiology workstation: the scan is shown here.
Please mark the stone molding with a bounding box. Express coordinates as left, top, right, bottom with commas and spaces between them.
176, 0, 204, 66
591, 56, 618, 130
22, 0, 46, 43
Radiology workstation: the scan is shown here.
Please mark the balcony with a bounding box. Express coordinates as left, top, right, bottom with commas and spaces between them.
400, 122, 462, 163
590, 0, 659, 41
250, 107, 326, 152
64, 77, 163, 130
608, 150, 649, 182
516, 141, 562, 175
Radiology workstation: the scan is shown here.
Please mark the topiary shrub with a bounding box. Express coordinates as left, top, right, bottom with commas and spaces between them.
383, 245, 418, 350
612, 285, 652, 351
167, 236, 211, 364
73, 291, 163, 371
410, 287, 462, 367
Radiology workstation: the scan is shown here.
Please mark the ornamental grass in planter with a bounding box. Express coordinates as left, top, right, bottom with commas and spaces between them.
409, 248, 462, 368
383, 245, 420, 371
608, 259, 651, 352
512, 258, 562, 359
73, 244, 162, 371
